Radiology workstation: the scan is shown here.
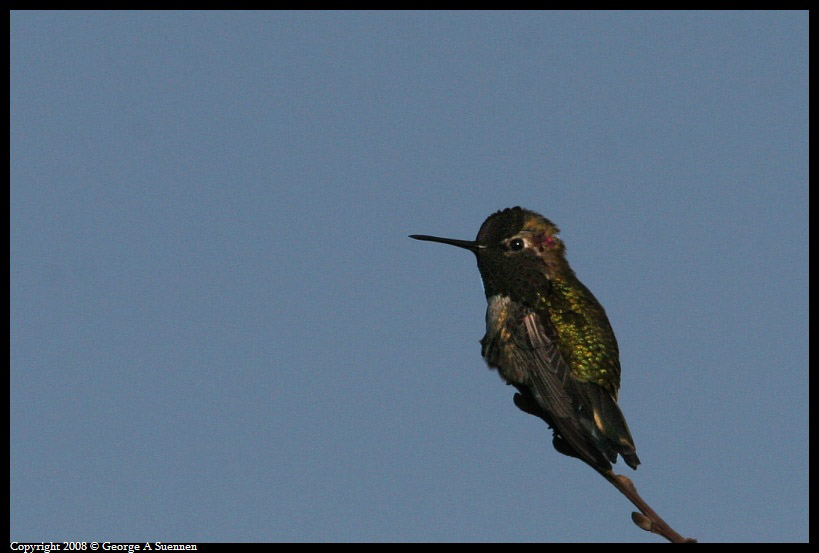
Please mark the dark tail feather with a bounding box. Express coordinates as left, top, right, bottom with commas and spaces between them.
514, 382, 641, 471
513, 387, 614, 472
584, 383, 641, 470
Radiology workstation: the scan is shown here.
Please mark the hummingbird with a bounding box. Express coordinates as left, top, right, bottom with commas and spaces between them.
410, 206, 640, 473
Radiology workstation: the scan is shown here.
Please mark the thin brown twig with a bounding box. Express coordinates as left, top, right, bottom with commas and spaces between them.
512, 392, 695, 541
595, 468, 696, 543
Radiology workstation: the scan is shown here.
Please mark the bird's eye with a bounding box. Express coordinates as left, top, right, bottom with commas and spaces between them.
509, 238, 525, 251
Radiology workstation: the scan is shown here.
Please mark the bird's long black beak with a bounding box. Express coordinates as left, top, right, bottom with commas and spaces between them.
409, 234, 483, 252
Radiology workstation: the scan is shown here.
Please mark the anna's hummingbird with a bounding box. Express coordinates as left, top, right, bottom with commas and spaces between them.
411, 206, 640, 472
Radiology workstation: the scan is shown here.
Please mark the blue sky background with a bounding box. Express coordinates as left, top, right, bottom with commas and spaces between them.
10, 11, 807, 543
